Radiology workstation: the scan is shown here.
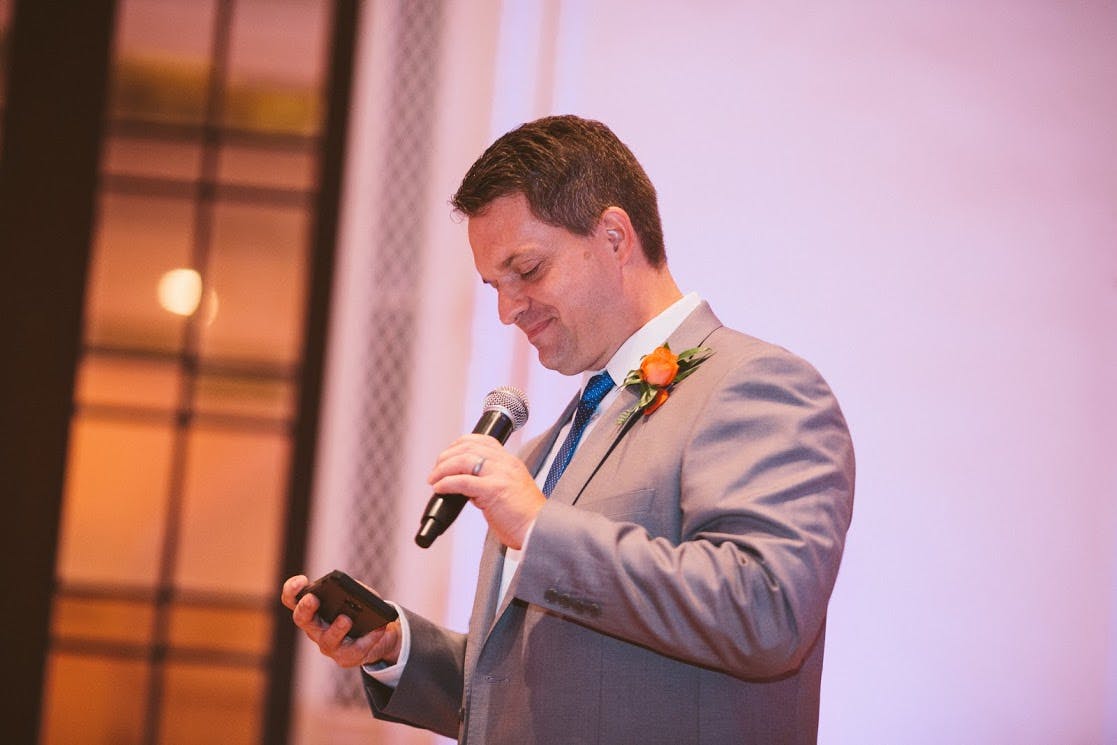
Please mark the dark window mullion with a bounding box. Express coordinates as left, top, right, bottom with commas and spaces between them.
0, 2, 118, 743
263, 1, 361, 743
108, 117, 319, 151
140, 0, 237, 741
102, 173, 313, 208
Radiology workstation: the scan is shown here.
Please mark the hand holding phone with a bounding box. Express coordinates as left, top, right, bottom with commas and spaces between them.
295, 570, 398, 639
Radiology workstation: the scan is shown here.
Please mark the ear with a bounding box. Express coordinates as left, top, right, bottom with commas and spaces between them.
596, 207, 637, 264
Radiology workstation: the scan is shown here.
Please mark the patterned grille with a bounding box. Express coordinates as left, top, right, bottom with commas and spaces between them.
333, 0, 445, 704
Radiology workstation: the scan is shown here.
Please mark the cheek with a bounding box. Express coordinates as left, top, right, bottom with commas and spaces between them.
565, 290, 613, 352
552, 285, 591, 329
533, 278, 573, 321
542, 256, 613, 337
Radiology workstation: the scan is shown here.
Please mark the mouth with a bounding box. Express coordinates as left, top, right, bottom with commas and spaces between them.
521, 317, 552, 345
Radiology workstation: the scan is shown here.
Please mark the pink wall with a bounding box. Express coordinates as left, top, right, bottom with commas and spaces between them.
535, 2, 1117, 742
446, 2, 1117, 743
312, 2, 1116, 743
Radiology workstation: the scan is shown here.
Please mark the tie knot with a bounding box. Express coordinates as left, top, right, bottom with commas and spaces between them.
580, 371, 614, 411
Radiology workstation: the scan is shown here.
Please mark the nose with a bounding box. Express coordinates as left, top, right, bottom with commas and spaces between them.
497, 287, 528, 326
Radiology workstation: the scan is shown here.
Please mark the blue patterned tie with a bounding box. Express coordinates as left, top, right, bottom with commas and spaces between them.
542, 371, 615, 497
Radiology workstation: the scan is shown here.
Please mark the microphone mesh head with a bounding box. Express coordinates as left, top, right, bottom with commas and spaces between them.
483, 386, 529, 431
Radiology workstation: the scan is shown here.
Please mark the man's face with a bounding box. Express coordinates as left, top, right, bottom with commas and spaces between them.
468, 194, 627, 375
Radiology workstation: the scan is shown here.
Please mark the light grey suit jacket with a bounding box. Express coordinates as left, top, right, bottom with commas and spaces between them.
366, 303, 855, 744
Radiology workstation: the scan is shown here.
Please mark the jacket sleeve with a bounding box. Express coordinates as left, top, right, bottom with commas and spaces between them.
363, 609, 466, 739
512, 342, 855, 679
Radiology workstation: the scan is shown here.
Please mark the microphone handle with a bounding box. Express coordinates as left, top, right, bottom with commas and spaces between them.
414, 410, 515, 548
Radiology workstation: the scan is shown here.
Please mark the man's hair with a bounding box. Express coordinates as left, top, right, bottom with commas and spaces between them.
451, 115, 666, 267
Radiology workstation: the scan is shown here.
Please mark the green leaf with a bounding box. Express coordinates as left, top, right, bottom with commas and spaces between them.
621, 370, 643, 387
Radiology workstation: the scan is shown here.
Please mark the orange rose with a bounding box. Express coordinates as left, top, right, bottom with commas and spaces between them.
617, 343, 712, 425
640, 345, 679, 388
643, 388, 669, 416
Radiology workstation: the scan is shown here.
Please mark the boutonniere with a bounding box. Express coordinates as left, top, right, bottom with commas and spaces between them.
618, 343, 714, 424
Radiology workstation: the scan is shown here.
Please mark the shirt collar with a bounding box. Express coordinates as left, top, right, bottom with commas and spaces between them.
583, 292, 703, 389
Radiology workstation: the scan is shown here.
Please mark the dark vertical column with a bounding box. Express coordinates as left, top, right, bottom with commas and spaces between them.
262, 1, 359, 742
0, 1, 117, 742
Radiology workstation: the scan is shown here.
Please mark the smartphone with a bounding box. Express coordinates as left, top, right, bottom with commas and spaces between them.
295, 570, 398, 639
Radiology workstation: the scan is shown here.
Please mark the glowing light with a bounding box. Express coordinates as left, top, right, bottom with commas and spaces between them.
157, 268, 203, 316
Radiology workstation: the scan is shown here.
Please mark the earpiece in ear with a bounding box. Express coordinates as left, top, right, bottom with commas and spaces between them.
606, 229, 620, 248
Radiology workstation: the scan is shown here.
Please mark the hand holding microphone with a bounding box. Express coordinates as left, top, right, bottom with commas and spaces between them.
415, 386, 530, 548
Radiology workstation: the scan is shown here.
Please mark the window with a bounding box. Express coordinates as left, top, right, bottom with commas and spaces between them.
39, 1, 349, 742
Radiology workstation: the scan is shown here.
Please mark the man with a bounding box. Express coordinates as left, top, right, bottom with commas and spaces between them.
282, 115, 855, 744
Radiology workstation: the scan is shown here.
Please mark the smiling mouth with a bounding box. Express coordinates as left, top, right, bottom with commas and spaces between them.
521, 318, 552, 344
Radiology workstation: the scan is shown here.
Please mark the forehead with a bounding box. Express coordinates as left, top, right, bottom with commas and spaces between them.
467, 194, 569, 270
467, 193, 541, 244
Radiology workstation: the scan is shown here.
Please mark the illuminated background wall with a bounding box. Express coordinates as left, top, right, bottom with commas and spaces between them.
4, 1, 1112, 744
306, 2, 1117, 744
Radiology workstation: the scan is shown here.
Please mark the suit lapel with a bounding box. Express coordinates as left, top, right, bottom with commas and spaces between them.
471, 395, 578, 642
464, 530, 504, 679
544, 385, 637, 507
547, 301, 723, 507
476, 302, 723, 641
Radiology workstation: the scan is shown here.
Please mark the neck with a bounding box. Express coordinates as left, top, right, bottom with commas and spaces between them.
597, 269, 682, 366
633, 267, 683, 326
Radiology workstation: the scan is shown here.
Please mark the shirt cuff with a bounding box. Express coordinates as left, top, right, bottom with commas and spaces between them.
521, 518, 537, 553
361, 602, 410, 688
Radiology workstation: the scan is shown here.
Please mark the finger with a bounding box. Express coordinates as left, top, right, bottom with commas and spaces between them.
431, 434, 503, 469
331, 625, 391, 668
436, 433, 484, 455
429, 449, 503, 488
281, 575, 309, 609
317, 617, 378, 667
292, 589, 322, 630
430, 441, 479, 473
429, 472, 485, 503
428, 451, 470, 485
318, 614, 354, 653
360, 624, 399, 666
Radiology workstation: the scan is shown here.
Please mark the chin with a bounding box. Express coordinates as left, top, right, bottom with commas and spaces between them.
536, 356, 564, 373
536, 351, 577, 376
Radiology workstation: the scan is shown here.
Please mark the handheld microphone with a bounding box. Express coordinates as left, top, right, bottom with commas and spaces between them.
414, 386, 529, 548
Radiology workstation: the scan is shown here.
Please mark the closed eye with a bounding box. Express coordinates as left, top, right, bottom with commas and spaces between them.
484, 253, 548, 291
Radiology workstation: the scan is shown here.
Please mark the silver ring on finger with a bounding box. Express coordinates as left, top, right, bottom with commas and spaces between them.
471, 457, 486, 477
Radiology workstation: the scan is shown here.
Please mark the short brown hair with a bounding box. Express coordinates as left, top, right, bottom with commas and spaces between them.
451, 115, 666, 266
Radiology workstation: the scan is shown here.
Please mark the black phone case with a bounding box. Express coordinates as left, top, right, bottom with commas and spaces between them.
296, 570, 398, 638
